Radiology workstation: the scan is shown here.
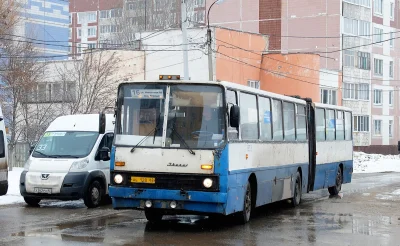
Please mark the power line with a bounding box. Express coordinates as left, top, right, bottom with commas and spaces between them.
215, 37, 400, 82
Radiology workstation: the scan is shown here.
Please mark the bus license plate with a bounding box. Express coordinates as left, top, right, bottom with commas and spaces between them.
131, 177, 155, 184
34, 188, 52, 194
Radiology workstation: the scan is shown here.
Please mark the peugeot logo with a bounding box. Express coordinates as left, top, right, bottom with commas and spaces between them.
167, 163, 188, 167
41, 174, 50, 180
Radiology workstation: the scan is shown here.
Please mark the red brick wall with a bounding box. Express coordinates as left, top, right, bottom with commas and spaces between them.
259, 0, 282, 51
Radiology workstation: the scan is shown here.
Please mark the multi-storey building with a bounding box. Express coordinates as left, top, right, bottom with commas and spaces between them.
208, 0, 398, 151
15, 0, 69, 60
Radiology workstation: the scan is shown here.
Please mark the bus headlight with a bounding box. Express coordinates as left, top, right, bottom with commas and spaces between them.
203, 178, 213, 188
114, 174, 123, 184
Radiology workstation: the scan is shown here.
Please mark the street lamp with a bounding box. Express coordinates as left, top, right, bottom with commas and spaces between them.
207, 0, 225, 81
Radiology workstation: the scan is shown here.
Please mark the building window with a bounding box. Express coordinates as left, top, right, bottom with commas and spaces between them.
69, 13, 72, 24
389, 90, 394, 106
77, 43, 82, 54
77, 28, 81, 38
68, 42, 72, 53
374, 58, 383, 75
88, 27, 97, 37
373, 27, 383, 43
374, 0, 383, 15
344, 18, 358, 35
390, 61, 394, 78
353, 115, 369, 132
100, 10, 109, 19
87, 43, 96, 49
77, 12, 84, 24
344, 0, 371, 7
390, 2, 394, 19
247, 80, 260, 89
374, 89, 382, 105
358, 52, 371, 70
110, 8, 122, 18
69, 28, 72, 39
359, 20, 371, 36
389, 120, 393, 137
195, 0, 205, 7
320, 89, 337, 105
87, 12, 97, 22
344, 50, 355, 67
343, 83, 370, 100
374, 120, 382, 135
390, 32, 394, 47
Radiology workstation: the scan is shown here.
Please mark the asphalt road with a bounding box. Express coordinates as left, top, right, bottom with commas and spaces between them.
1, 173, 400, 246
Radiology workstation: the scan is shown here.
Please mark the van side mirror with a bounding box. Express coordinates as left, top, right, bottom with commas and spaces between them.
230, 105, 240, 128
29, 146, 35, 154
99, 113, 106, 134
98, 147, 110, 161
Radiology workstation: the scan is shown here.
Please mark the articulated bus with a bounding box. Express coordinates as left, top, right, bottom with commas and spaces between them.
0, 105, 8, 196
108, 79, 353, 224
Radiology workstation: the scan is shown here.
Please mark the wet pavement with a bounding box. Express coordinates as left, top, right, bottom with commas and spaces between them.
1, 173, 400, 246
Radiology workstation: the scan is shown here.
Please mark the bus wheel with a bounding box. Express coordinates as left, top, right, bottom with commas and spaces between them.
291, 171, 302, 207
84, 180, 102, 208
328, 167, 342, 196
24, 197, 41, 207
145, 209, 163, 222
237, 182, 252, 224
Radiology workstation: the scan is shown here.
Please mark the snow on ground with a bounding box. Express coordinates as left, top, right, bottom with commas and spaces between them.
0, 152, 399, 206
353, 152, 400, 174
0, 168, 24, 206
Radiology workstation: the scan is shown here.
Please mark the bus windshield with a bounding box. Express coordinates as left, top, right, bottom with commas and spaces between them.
32, 131, 99, 159
115, 84, 225, 149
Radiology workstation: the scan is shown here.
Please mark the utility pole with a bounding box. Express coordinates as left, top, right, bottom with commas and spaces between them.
181, 0, 189, 80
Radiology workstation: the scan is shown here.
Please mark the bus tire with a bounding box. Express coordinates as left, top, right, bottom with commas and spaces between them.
145, 209, 163, 222
24, 197, 41, 207
291, 171, 302, 207
84, 180, 102, 208
237, 182, 252, 224
328, 167, 342, 196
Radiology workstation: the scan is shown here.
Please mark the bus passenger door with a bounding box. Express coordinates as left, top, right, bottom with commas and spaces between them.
306, 102, 316, 192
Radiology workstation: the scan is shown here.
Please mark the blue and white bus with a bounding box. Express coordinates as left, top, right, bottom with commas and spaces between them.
108, 78, 353, 224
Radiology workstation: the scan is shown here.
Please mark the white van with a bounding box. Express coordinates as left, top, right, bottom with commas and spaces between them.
20, 114, 114, 208
0, 105, 8, 196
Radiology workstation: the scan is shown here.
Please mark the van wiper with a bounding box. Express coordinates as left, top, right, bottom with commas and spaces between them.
34, 151, 59, 158
131, 113, 162, 153
169, 115, 195, 155
54, 154, 80, 158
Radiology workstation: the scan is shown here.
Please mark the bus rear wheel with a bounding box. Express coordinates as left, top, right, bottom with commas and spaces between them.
237, 182, 252, 224
328, 167, 342, 196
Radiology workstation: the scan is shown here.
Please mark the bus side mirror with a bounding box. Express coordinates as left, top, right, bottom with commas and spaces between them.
230, 105, 240, 128
99, 113, 106, 134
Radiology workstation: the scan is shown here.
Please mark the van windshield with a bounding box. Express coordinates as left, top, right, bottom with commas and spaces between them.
32, 131, 99, 159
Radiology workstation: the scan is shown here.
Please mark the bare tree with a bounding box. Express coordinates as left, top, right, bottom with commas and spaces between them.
56, 50, 122, 115
0, 0, 20, 38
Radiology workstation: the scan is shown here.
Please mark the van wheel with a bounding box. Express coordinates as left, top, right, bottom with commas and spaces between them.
328, 167, 342, 196
291, 171, 302, 207
237, 182, 252, 224
24, 197, 41, 207
0, 184, 8, 196
84, 180, 102, 208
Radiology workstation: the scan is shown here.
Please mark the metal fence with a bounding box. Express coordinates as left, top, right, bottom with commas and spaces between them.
8, 142, 30, 169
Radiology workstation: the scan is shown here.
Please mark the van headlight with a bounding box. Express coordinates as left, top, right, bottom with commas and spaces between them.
70, 158, 89, 171
24, 159, 32, 171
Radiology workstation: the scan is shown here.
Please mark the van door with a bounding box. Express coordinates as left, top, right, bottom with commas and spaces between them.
95, 133, 114, 189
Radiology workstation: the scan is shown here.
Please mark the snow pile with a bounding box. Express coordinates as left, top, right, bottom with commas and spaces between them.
353, 152, 400, 173
0, 168, 24, 206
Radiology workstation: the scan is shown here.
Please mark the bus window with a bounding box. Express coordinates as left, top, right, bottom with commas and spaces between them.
283, 102, 295, 141
0, 131, 4, 158
315, 108, 326, 141
272, 99, 283, 141
345, 112, 352, 140
226, 90, 238, 140
239, 93, 258, 140
258, 97, 272, 141
326, 109, 335, 141
296, 105, 307, 141
336, 111, 345, 140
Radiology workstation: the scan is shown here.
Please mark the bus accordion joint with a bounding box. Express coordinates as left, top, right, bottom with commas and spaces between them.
115, 161, 125, 167
201, 164, 213, 170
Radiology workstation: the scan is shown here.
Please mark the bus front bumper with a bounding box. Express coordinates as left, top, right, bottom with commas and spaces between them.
109, 186, 227, 214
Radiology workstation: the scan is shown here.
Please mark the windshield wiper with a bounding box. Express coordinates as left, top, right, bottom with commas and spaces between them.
169, 114, 195, 155
54, 154, 80, 159
131, 113, 162, 153
34, 151, 59, 158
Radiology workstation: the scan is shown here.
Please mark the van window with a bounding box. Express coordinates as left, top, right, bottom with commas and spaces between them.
99, 133, 114, 150
0, 131, 4, 158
